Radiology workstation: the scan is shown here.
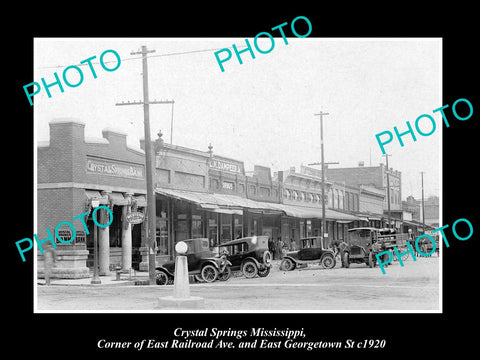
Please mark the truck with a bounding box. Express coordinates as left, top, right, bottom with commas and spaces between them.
343, 227, 410, 268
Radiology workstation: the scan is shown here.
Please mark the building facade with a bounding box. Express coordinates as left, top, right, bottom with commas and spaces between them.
326, 163, 401, 228
37, 119, 148, 278
37, 119, 364, 279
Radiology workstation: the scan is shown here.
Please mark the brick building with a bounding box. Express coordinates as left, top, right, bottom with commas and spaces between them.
37, 118, 147, 278
37, 118, 364, 279
325, 163, 401, 227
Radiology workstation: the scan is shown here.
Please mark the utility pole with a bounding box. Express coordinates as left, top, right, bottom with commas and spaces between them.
383, 154, 392, 230
116, 45, 174, 285
421, 171, 425, 235
312, 111, 338, 246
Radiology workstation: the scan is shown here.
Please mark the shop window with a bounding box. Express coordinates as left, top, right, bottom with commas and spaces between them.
234, 214, 243, 239
156, 218, 168, 255
306, 220, 312, 237
221, 214, 232, 242
176, 214, 188, 242
191, 213, 203, 238
207, 213, 218, 247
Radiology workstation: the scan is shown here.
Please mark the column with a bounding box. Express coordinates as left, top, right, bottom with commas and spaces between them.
121, 193, 133, 272
99, 191, 111, 275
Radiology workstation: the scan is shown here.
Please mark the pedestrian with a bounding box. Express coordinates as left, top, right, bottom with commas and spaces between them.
268, 237, 275, 258
332, 240, 340, 258
276, 237, 284, 259
338, 240, 348, 268
408, 229, 417, 256
290, 238, 297, 251
44, 247, 56, 285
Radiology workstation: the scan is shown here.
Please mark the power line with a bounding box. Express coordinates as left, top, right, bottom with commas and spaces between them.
36, 46, 242, 70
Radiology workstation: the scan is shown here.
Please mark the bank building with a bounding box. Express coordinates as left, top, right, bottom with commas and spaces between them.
37, 118, 393, 279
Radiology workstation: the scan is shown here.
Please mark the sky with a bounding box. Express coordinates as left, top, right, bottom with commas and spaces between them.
34, 37, 441, 200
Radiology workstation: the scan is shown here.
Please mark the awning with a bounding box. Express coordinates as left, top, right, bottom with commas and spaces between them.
108, 192, 129, 206
154, 188, 360, 221
267, 203, 359, 222
268, 203, 321, 218
154, 188, 281, 214
368, 216, 382, 221
211, 208, 243, 215
85, 190, 109, 205
132, 195, 147, 207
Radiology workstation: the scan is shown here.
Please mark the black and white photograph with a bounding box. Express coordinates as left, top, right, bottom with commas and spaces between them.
8, 6, 478, 357
32, 37, 442, 313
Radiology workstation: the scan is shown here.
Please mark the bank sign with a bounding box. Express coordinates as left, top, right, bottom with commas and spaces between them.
209, 159, 242, 174
86, 157, 145, 180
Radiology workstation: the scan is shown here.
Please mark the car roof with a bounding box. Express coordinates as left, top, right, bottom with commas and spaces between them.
220, 236, 269, 247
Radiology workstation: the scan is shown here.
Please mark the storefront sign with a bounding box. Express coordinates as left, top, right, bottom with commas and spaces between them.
126, 211, 145, 224
86, 157, 144, 180
222, 181, 234, 190
209, 159, 241, 174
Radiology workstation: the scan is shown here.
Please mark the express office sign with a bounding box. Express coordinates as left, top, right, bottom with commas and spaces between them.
86, 157, 145, 180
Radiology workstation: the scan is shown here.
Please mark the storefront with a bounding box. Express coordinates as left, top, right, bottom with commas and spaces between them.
38, 119, 359, 279
37, 119, 149, 278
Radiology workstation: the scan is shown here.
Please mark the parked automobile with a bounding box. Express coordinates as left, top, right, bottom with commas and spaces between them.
155, 238, 231, 285
344, 227, 380, 268
219, 236, 272, 278
280, 237, 336, 271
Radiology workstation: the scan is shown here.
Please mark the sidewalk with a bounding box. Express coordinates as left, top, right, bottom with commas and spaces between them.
37, 269, 150, 286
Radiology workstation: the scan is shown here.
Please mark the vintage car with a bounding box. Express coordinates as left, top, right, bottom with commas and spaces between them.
155, 238, 231, 285
280, 237, 336, 271
344, 227, 411, 267
344, 227, 381, 268
218, 236, 272, 278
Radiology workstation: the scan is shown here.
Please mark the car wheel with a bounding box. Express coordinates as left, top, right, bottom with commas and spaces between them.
343, 252, 350, 268
258, 266, 271, 277
321, 254, 336, 269
194, 275, 204, 283
155, 269, 169, 285
201, 264, 219, 283
263, 251, 272, 266
218, 266, 232, 281
242, 260, 258, 278
280, 258, 295, 271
